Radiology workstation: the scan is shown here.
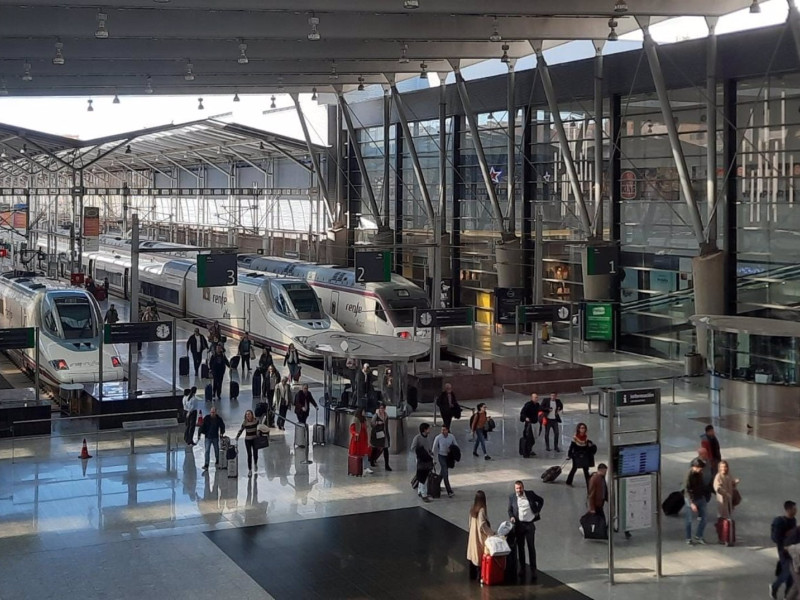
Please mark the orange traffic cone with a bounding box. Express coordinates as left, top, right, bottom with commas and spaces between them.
79, 438, 92, 460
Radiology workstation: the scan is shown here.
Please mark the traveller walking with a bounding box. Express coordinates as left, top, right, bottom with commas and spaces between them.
258, 347, 274, 373
467, 490, 494, 580
235, 409, 260, 477
266, 365, 280, 404
293, 383, 317, 424
199, 406, 226, 471
349, 408, 372, 474
771, 501, 798, 599
411, 423, 434, 502
208, 345, 229, 401
273, 376, 292, 430
713, 460, 739, 519
104, 304, 119, 324
539, 392, 563, 452
182, 386, 199, 446
284, 343, 301, 382
238, 333, 253, 373
432, 425, 458, 498
508, 480, 544, 581
700, 424, 723, 475
471, 403, 492, 460
566, 423, 597, 488
186, 328, 209, 377
684, 458, 709, 544
437, 382, 461, 429
587, 464, 609, 520
369, 402, 392, 471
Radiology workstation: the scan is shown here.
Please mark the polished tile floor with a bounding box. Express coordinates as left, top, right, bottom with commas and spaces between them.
0, 315, 795, 600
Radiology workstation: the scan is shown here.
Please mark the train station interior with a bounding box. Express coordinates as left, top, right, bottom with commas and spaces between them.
1, 1, 800, 599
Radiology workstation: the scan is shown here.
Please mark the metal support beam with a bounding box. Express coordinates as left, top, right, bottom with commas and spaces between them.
507, 61, 517, 235
438, 75, 447, 232
705, 17, 719, 246
391, 84, 436, 223
593, 41, 605, 239
788, 0, 800, 66
337, 92, 382, 224
382, 89, 392, 228
452, 66, 510, 238
265, 141, 313, 173
129, 213, 140, 396
637, 17, 707, 249
531, 42, 593, 236
291, 92, 337, 224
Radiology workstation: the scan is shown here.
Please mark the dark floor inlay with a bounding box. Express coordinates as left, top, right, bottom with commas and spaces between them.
205, 507, 591, 599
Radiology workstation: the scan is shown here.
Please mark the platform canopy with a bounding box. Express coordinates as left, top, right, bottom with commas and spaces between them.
0, 0, 755, 96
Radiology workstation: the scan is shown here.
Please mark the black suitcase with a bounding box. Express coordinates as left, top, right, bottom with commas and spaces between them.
541, 464, 564, 483
662, 491, 685, 516
580, 512, 608, 540
230, 380, 239, 400
230, 355, 241, 370
201, 363, 210, 379
313, 423, 326, 445
179, 356, 190, 376
205, 383, 213, 402
252, 370, 263, 399
427, 471, 442, 498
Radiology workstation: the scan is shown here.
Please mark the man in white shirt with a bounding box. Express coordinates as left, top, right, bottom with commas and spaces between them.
182, 386, 199, 446
432, 425, 458, 498
508, 480, 544, 581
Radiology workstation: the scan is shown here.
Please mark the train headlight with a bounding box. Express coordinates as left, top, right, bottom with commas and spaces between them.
50, 359, 69, 370
397, 331, 410, 339
111, 356, 121, 367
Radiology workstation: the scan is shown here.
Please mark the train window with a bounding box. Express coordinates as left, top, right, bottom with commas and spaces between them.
282, 283, 323, 319
53, 298, 96, 339
140, 282, 179, 305
375, 302, 388, 322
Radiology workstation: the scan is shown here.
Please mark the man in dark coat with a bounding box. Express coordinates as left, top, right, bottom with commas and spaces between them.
539, 392, 563, 452
508, 480, 544, 581
186, 328, 209, 377
294, 384, 318, 424
436, 382, 461, 429
208, 345, 229, 401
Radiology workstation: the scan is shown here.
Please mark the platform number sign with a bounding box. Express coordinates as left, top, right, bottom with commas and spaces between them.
586, 245, 618, 276
197, 253, 238, 288
354, 250, 392, 283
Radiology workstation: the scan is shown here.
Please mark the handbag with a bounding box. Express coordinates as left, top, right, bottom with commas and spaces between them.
732, 487, 742, 507
255, 433, 270, 449
196, 413, 204, 427
486, 417, 496, 433
410, 475, 419, 489
484, 536, 512, 556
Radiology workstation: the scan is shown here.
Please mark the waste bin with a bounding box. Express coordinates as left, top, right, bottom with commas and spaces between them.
599, 388, 615, 418
684, 353, 704, 377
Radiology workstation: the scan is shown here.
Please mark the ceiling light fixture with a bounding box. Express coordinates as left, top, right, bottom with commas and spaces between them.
311, 87, 317, 101
0, 79, 7, 96
403, 0, 419, 8
95, 10, 109, 39
233, 92, 240, 102
270, 95, 276, 109
259, 142, 265, 150
20, 144, 27, 154
52, 39, 65, 66
750, 0, 761, 13
307, 15, 321, 41
614, 0, 628, 13
419, 61, 428, 79
646, 120, 653, 133
500, 44, 510, 64
145, 75, 154, 94
238, 41, 249, 64
357, 76, 365, 91
399, 43, 409, 64
607, 18, 619, 41
198, 97, 204, 110
125, 144, 132, 154
113, 91, 120, 104
22, 62, 32, 82
489, 17, 502, 43
0, 150, 5, 158
184, 60, 195, 81
87, 99, 94, 112
329, 62, 339, 80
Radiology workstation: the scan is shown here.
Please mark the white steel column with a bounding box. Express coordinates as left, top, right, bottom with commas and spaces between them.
706, 17, 719, 245
337, 92, 382, 223
593, 41, 605, 239
507, 60, 517, 234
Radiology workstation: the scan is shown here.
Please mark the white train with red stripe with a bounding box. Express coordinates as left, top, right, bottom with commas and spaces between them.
0, 273, 124, 387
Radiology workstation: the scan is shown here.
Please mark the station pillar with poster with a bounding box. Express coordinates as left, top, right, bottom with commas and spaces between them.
607, 386, 663, 584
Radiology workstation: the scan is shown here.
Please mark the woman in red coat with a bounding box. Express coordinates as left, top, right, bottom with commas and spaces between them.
349, 408, 373, 474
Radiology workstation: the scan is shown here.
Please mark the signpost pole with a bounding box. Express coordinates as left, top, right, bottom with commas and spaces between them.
129, 213, 140, 397
470, 309, 476, 373
172, 318, 177, 397
515, 307, 520, 367
608, 388, 615, 585
99, 326, 104, 402
412, 308, 417, 376
34, 327, 40, 405
569, 302, 575, 365
656, 388, 663, 578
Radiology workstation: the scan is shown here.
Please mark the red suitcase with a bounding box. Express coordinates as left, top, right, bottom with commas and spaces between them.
348, 455, 363, 477
481, 554, 506, 586
716, 517, 735, 546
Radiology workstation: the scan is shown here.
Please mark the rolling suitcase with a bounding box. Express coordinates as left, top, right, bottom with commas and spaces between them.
230, 380, 239, 401
219, 436, 231, 469
480, 554, 506, 586
427, 470, 442, 498
313, 423, 326, 445
541, 461, 567, 483
204, 383, 213, 402
580, 512, 608, 540
294, 422, 308, 448
179, 355, 190, 377
716, 516, 735, 546
348, 454, 363, 477
252, 370, 263, 399
230, 355, 241, 370
227, 442, 238, 478
201, 363, 210, 379
662, 491, 685, 516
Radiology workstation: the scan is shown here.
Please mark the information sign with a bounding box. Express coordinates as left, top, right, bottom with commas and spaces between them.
104, 321, 174, 344
416, 307, 474, 328
620, 475, 653, 531
494, 287, 525, 325
586, 245, 618, 276
615, 388, 660, 408
197, 253, 238, 288
354, 251, 391, 283
0, 327, 35, 350
82, 206, 100, 252
615, 443, 660, 477
584, 302, 614, 341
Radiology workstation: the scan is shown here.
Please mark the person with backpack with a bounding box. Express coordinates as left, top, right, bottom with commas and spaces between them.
471, 403, 492, 461
771, 501, 799, 599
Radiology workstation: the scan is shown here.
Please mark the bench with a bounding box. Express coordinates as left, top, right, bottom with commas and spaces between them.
581, 384, 623, 417
122, 418, 180, 454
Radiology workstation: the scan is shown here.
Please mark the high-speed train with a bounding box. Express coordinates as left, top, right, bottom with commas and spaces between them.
81, 249, 342, 359
0, 273, 124, 386
238, 255, 433, 340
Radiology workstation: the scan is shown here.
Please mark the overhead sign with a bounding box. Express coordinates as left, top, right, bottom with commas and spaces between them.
516, 304, 556, 324
354, 250, 391, 283
584, 302, 614, 341
416, 307, 474, 328
104, 321, 174, 345
0, 327, 35, 350
615, 388, 660, 408
197, 253, 238, 288
82, 206, 100, 252
586, 245, 618, 276
494, 287, 525, 325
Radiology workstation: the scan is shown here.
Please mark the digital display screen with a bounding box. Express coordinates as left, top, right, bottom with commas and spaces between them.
616, 443, 660, 477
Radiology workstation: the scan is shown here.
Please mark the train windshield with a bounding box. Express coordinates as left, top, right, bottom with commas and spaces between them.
271, 282, 324, 319
386, 296, 430, 327
43, 297, 98, 340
